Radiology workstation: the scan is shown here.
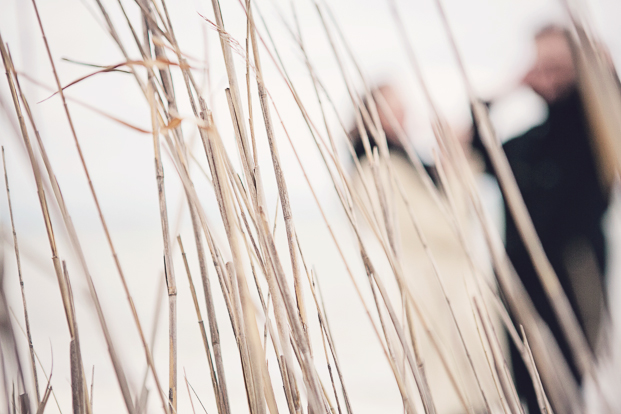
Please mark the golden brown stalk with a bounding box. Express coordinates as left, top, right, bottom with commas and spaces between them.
9, 308, 63, 413
520, 327, 553, 414
210, 134, 265, 414
560, 2, 621, 186
254, 20, 457, 414
143, 7, 238, 410
97, 3, 230, 411
89, 367, 94, 414
1, 148, 39, 404
265, 92, 423, 412
0, 31, 93, 414
246, 8, 407, 412
245, 0, 258, 169
148, 80, 176, 414
177, 236, 224, 414
63, 262, 85, 414
34, 374, 52, 414
254, 21, 458, 408
208, 2, 326, 410
27, 2, 186, 412
246, 5, 308, 349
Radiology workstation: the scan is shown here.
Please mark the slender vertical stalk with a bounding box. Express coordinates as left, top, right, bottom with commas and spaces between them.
177, 236, 224, 414
1, 148, 39, 404
0, 31, 90, 414
64, 262, 85, 414
148, 81, 176, 414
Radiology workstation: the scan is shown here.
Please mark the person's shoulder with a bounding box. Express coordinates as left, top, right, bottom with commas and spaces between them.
502, 122, 548, 155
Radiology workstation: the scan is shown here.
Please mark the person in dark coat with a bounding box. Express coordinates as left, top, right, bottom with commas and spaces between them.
473, 26, 612, 413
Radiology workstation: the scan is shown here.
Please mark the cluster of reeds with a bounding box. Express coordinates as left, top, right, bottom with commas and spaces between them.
0, 0, 619, 413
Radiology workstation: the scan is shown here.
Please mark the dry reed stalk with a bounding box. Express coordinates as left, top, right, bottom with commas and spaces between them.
259, 86, 425, 413
247, 11, 420, 402
332, 66, 497, 414
184, 370, 198, 414
471, 299, 522, 414
280, 22, 472, 411
178, 236, 224, 414
317, 315, 342, 414
358, 244, 437, 414
471, 290, 532, 414
197, 132, 260, 414
162, 130, 239, 400
220, 24, 308, 410
97, 3, 234, 411
152, 88, 256, 414
0, 346, 10, 414
261, 118, 408, 414
8, 308, 64, 413
11, 383, 15, 414
63, 262, 85, 414
225, 259, 261, 414
245, 0, 259, 170
230, 176, 302, 414
89, 367, 94, 414
468, 304, 513, 414
0, 33, 93, 414
136, 14, 261, 412
14, 58, 167, 414
276, 46, 484, 414
519, 327, 552, 414
28, 2, 192, 412
363, 250, 415, 414
256, 10, 392, 376
240, 227, 300, 414
248, 3, 319, 354
561, 3, 621, 187
1, 148, 39, 405
170, 33, 269, 414
297, 240, 352, 414
0, 258, 30, 414
141, 10, 182, 413
180, 166, 232, 398
34, 373, 52, 414
209, 3, 329, 410
209, 0, 256, 191
211, 128, 271, 414
148, 80, 177, 414
316, 3, 408, 261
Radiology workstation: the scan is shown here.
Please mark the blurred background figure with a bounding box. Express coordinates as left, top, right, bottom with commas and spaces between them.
350, 84, 407, 159
473, 25, 613, 413
350, 84, 503, 414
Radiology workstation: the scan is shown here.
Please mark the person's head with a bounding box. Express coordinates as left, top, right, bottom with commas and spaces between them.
350, 83, 407, 157
522, 26, 577, 104
373, 84, 406, 140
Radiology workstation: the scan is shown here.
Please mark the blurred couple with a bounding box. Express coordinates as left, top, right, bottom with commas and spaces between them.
349, 25, 614, 414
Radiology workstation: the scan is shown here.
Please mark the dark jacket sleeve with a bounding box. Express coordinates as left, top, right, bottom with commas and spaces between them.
469, 102, 495, 175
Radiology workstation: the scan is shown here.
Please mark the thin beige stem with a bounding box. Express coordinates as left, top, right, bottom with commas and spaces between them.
1, 148, 40, 404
